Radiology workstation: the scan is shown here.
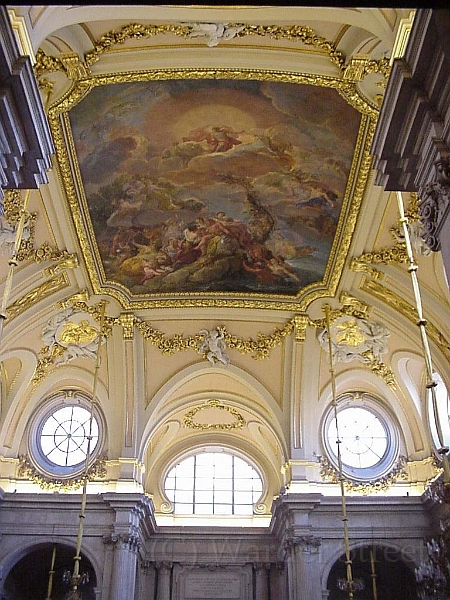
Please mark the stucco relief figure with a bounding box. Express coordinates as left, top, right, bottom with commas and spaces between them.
198, 328, 230, 366
42, 307, 103, 365
393, 220, 432, 257
318, 316, 390, 364
186, 22, 245, 47
0, 216, 31, 255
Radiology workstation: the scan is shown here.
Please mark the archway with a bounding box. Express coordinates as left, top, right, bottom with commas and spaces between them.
326, 545, 417, 599
2, 543, 97, 600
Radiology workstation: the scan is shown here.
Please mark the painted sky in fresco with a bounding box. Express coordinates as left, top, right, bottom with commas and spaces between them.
68, 79, 361, 295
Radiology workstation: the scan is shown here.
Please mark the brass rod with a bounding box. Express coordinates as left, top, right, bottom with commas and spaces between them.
325, 304, 355, 600
45, 543, 57, 600
0, 190, 31, 343
370, 547, 378, 600
395, 192, 450, 483
69, 300, 106, 593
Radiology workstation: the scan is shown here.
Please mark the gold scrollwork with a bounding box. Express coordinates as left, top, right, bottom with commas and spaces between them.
183, 399, 246, 431
6, 273, 69, 322
319, 454, 408, 493
17, 454, 107, 491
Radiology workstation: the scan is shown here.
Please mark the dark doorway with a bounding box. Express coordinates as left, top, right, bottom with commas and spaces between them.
2, 543, 96, 600
327, 545, 417, 600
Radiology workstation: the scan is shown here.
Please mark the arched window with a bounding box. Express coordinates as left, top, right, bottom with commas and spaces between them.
164, 450, 263, 515
322, 392, 399, 481
28, 390, 104, 478
427, 373, 450, 453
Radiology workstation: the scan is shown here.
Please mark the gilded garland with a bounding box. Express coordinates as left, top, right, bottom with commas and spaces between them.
183, 400, 245, 431
319, 454, 408, 494
18, 454, 107, 491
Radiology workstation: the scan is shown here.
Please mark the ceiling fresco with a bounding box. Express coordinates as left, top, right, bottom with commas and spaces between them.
62, 75, 363, 302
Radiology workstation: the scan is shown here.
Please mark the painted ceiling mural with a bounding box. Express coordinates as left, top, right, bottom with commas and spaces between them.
67, 78, 361, 296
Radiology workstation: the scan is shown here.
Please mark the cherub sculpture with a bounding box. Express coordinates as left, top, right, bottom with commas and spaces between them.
198, 328, 230, 366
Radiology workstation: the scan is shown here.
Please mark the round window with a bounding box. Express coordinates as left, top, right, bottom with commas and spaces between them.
29, 391, 103, 478
322, 393, 399, 481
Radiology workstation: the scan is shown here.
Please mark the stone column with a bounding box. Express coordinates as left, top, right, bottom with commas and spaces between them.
139, 561, 156, 600
109, 534, 139, 600
254, 563, 270, 600
156, 561, 172, 600
270, 562, 287, 600
285, 535, 322, 600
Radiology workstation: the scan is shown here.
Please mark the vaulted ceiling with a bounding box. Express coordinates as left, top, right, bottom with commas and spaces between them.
1, 6, 447, 526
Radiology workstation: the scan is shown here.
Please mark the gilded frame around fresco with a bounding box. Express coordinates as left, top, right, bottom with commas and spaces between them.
47, 67, 377, 311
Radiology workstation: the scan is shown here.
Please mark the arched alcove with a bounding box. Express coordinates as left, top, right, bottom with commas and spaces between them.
1, 542, 97, 600
326, 544, 417, 599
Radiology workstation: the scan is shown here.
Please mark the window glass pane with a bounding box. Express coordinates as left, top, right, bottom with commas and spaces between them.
234, 491, 254, 504
195, 490, 214, 504
176, 477, 194, 491
165, 451, 263, 518
214, 490, 232, 504
39, 405, 99, 467
175, 490, 193, 503
214, 504, 233, 515
177, 504, 194, 515
195, 504, 214, 515
214, 478, 232, 491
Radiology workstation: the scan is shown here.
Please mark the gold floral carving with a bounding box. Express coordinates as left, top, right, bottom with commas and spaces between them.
6, 274, 69, 322
137, 318, 295, 360
18, 454, 107, 491
343, 55, 391, 85
183, 399, 245, 431
118, 313, 136, 340
319, 454, 408, 493
34, 49, 65, 78
47, 66, 376, 313
360, 348, 397, 389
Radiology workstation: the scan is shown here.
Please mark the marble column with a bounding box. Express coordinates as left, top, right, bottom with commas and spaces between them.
156, 561, 172, 600
270, 562, 287, 600
109, 534, 139, 600
139, 561, 156, 600
285, 535, 322, 600
254, 562, 270, 600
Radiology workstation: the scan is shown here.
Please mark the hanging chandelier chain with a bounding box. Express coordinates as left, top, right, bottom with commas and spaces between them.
324, 304, 356, 600
396, 192, 450, 483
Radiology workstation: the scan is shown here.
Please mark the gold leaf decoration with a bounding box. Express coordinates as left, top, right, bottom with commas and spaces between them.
319, 455, 408, 493
137, 318, 295, 360
18, 454, 107, 491
183, 399, 245, 431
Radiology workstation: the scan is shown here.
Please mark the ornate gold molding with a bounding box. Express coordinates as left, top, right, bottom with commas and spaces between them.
351, 193, 421, 272
45, 63, 376, 312
18, 454, 107, 491
6, 273, 69, 322
319, 454, 408, 493
361, 277, 450, 362
183, 399, 245, 431
82, 22, 346, 70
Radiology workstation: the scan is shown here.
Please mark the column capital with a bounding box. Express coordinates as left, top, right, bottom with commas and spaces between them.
419, 157, 450, 252
155, 561, 173, 572
285, 534, 322, 554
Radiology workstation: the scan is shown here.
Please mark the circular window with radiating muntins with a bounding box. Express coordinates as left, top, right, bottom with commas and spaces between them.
28, 390, 104, 478
322, 392, 399, 481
